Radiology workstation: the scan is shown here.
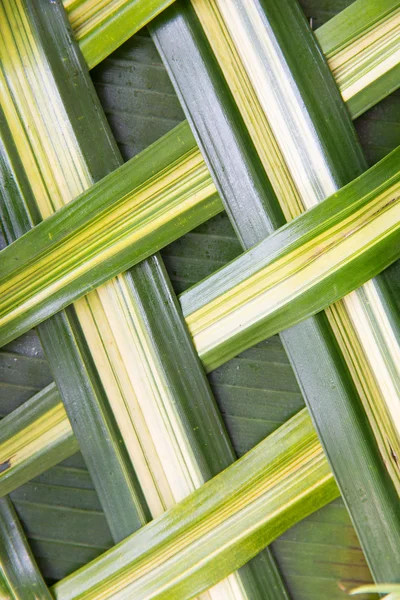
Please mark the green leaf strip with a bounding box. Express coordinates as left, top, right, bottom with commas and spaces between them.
64, 0, 177, 69
64, 0, 400, 117
197, 0, 400, 513
1, 4, 290, 596
110, 257, 288, 600
2, 144, 399, 369
150, 0, 400, 582
0, 114, 149, 542
182, 147, 400, 371
52, 410, 339, 600
0, 383, 77, 498
0, 496, 53, 599
316, 0, 400, 117
0, 122, 221, 348
0, 0, 151, 543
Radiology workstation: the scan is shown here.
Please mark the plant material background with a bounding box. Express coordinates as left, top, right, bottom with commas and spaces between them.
0, 0, 399, 599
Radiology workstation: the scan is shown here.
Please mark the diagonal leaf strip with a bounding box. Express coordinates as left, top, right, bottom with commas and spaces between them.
0, 0, 396, 596
1, 145, 400, 359
0, 496, 53, 599
0, 0, 292, 597
52, 410, 339, 600
64, 0, 177, 70
181, 147, 400, 370
191, 0, 400, 511
0, 382, 77, 497
63, 0, 400, 117
0, 122, 222, 347
316, 0, 400, 118
0, 0, 151, 543
149, 0, 400, 582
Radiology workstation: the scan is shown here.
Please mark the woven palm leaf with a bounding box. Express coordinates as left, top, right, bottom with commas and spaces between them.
0, 0, 399, 599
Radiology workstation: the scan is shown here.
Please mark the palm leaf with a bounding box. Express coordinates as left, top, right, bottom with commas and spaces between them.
182, 147, 400, 370
0, 0, 150, 542
150, 0, 400, 581
0, 496, 52, 598
185, 0, 400, 503
0, 122, 221, 346
10, 452, 114, 582
0, 0, 399, 597
0, 332, 52, 413
64, 0, 400, 118
0, 1, 290, 597
0, 383, 76, 496
316, 0, 400, 117
2, 143, 399, 352
52, 410, 338, 600
64, 0, 177, 69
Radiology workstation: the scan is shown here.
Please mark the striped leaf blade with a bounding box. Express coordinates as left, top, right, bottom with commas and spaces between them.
52, 410, 338, 600
95, 23, 388, 598
0, 383, 77, 497
2, 144, 399, 378
64, 0, 177, 69
1, 1, 290, 598
0, 122, 221, 347
0, 496, 52, 598
189, 0, 400, 499
1, 14, 388, 595
0, 2, 396, 597
150, 0, 400, 583
316, 0, 400, 117
1, 330, 372, 598
64, 0, 400, 117
0, 0, 152, 543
